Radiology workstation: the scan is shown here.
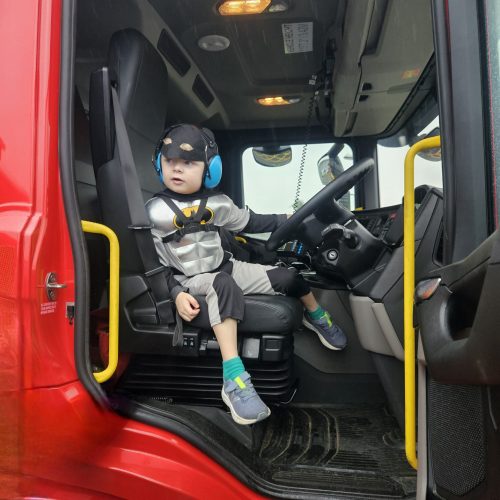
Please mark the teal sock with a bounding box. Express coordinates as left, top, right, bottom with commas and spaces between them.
223, 356, 245, 382
308, 306, 327, 320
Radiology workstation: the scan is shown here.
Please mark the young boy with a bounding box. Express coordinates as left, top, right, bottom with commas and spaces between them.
146, 124, 346, 425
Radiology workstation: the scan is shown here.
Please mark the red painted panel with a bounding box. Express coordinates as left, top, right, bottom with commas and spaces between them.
16, 383, 264, 499
8, 0, 496, 497
0, 2, 266, 498
0, 0, 77, 389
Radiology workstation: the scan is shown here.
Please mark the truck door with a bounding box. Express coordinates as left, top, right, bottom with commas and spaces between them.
415, 1, 500, 498
0, 2, 78, 494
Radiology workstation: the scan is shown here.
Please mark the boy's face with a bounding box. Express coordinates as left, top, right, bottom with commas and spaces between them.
161, 156, 205, 194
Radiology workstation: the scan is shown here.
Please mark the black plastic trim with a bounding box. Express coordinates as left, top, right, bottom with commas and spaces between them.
477, 0, 498, 235
59, 0, 107, 405
419, 230, 500, 384
434, 0, 489, 263
192, 74, 214, 107
157, 29, 191, 77
432, 0, 454, 265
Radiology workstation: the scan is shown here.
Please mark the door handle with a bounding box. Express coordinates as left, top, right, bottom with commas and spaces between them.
45, 272, 67, 301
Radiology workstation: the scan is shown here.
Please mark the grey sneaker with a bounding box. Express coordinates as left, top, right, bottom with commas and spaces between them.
221, 371, 271, 425
303, 312, 347, 350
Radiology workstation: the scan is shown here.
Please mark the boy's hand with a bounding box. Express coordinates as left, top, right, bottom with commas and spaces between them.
175, 292, 200, 322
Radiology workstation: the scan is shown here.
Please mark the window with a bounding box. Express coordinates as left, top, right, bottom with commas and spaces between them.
377, 117, 442, 207
242, 143, 355, 215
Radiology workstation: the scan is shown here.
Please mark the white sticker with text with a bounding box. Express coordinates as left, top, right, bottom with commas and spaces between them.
282, 22, 313, 54
41, 302, 57, 315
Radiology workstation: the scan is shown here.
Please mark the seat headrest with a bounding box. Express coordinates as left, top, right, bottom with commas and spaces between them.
108, 29, 168, 142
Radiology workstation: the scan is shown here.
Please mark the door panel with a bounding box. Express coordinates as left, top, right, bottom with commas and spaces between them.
418, 1, 500, 497
417, 230, 500, 384
416, 231, 500, 498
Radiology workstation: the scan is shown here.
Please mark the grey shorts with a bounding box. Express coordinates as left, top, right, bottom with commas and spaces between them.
176, 258, 309, 326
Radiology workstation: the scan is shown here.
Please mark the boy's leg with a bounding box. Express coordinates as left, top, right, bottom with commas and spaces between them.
177, 271, 245, 327
300, 291, 347, 350
214, 317, 270, 425
229, 259, 308, 296
229, 260, 346, 350
178, 271, 270, 424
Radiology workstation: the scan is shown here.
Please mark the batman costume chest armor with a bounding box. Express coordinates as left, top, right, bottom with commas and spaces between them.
147, 193, 248, 277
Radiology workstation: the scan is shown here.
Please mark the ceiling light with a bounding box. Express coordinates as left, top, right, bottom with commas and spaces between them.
256, 96, 301, 106
198, 35, 230, 52
218, 0, 271, 16
268, 1, 289, 13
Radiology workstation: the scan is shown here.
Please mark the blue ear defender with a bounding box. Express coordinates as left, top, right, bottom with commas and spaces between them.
155, 152, 164, 183
200, 127, 222, 188
204, 154, 222, 188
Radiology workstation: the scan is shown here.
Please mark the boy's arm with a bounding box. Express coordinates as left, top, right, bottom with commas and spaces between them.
220, 195, 287, 233
242, 209, 287, 233
164, 268, 188, 301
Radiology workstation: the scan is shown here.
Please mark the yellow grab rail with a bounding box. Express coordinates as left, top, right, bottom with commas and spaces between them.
403, 135, 441, 470
81, 220, 120, 383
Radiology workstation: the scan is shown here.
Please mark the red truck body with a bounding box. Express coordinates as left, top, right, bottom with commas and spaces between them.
0, 1, 261, 497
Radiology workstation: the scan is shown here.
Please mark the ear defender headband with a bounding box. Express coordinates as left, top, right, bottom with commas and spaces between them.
152, 124, 222, 188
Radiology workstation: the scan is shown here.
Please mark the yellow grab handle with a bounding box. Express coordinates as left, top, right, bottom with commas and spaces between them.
403, 135, 441, 470
81, 221, 120, 383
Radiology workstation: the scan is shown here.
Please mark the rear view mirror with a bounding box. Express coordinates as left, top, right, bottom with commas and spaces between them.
317, 143, 345, 185
252, 146, 292, 167
414, 127, 441, 161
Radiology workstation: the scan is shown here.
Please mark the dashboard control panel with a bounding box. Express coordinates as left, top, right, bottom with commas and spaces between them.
355, 205, 400, 241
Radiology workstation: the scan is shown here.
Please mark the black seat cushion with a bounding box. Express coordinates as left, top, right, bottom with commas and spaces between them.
190, 295, 303, 333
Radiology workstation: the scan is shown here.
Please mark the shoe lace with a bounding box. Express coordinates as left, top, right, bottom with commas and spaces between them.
235, 379, 257, 401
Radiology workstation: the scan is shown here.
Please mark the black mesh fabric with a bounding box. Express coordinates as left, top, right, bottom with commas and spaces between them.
428, 380, 486, 496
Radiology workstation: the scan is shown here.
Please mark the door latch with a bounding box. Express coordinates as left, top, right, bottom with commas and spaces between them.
45, 272, 67, 301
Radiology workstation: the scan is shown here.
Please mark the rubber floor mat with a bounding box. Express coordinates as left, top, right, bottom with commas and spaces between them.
258, 406, 416, 498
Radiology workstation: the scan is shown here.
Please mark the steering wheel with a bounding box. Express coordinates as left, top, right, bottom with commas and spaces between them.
266, 158, 374, 251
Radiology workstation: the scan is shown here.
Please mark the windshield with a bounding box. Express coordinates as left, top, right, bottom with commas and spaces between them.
242, 143, 355, 214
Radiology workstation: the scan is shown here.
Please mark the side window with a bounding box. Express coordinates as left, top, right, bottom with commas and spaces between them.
377, 117, 442, 207
242, 143, 355, 214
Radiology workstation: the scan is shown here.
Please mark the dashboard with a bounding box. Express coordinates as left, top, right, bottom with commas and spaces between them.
354, 185, 434, 243
356, 205, 401, 242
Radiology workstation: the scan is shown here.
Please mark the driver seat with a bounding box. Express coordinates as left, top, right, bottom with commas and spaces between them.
88, 29, 302, 403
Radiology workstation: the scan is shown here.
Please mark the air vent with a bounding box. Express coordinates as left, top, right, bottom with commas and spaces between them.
359, 95, 369, 102
192, 75, 215, 107
157, 29, 191, 76
362, 82, 373, 92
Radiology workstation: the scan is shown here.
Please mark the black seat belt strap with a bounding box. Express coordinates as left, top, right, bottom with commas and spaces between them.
157, 194, 208, 225
160, 196, 191, 225
110, 85, 174, 325
192, 197, 208, 223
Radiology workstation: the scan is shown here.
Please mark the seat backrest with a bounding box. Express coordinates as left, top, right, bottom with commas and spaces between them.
107, 29, 168, 200
89, 29, 169, 274
89, 28, 178, 339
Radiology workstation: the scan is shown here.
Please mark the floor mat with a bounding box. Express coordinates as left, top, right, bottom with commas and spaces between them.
257, 406, 416, 498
